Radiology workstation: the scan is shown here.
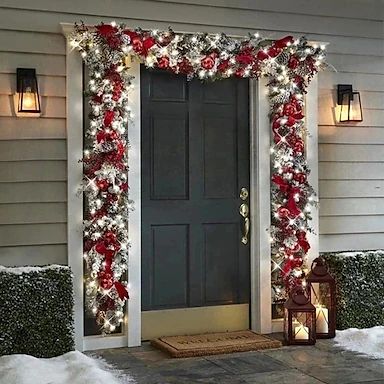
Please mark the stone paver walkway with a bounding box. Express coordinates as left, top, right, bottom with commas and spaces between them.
93, 334, 384, 384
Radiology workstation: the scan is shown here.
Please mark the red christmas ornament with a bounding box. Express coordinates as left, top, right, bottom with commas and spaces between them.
157, 56, 170, 69
277, 207, 290, 218
201, 54, 216, 70
97, 179, 109, 191
294, 139, 305, 154
283, 103, 296, 116
288, 56, 300, 70
131, 36, 144, 54
294, 172, 307, 184
99, 271, 114, 290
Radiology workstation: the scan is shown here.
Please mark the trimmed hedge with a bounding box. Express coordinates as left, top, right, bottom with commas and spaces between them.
322, 250, 384, 330
0, 265, 74, 357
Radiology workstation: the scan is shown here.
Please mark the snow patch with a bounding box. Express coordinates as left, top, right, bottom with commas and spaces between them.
335, 326, 384, 361
0, 264, 69, 275
0, 350, 135, 384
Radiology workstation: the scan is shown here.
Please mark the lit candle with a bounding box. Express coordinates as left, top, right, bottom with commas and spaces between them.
316, 305, 329, 333
295, 325, 309, 340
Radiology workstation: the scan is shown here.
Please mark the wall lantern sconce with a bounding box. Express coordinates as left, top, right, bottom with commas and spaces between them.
15, 68, 41, 117
337, 84, 362, 123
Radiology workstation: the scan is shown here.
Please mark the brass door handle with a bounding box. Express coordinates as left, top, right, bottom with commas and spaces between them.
242, 217, 250, 245
239, 203, 250, 245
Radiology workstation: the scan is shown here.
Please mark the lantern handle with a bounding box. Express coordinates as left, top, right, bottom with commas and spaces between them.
310, 257, 329, 277
291, 285, 310, 305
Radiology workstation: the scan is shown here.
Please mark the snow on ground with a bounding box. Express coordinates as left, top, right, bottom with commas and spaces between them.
0, 350, 135, 384
335, 326, 384, 360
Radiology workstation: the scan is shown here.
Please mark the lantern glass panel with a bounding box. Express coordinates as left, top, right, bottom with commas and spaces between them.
339, 91, 362, 122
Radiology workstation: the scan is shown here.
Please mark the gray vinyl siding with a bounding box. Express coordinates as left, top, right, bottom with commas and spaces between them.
0, 0, 383, 265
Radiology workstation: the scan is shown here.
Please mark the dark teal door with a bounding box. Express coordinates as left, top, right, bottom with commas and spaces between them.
141, 68, 250, 313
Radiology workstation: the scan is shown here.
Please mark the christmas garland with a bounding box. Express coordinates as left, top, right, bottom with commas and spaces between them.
70, 22, 325, 332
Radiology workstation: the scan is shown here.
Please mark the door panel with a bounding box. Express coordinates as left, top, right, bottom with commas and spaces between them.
141, 68, 250, 320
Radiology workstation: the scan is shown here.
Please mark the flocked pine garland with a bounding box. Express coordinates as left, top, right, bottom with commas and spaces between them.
70, 22, 326, 332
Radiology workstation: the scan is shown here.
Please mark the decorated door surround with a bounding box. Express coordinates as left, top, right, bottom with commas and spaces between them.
62, 22, 320, 351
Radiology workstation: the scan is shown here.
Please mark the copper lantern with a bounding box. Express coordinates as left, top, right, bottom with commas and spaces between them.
284, 286, 316, 345
306, 257, 336, 339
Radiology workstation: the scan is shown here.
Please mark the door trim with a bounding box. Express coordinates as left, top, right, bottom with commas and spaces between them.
64, 23, 319, 349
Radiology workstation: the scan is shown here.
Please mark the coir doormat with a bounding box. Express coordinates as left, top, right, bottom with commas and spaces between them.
151, 330, 281, 358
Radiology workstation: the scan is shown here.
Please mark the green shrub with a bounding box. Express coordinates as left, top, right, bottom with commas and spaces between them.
0, 265, 74, 357
322, 251, 384, 330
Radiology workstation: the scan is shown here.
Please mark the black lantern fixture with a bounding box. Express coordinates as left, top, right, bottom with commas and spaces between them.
337, 84, 362, 123
284, 286, 316, 345
306, 257, 336, 339
15, 68, 41, 117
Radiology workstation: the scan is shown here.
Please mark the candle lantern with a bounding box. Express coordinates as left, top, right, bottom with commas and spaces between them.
306, 257, 336, 339
284, 286, 316, 345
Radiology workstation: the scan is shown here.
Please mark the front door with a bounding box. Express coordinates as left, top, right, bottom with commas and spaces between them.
141, 68, 250, 340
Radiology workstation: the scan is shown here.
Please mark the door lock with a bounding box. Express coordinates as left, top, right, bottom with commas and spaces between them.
240, 187, 249, 201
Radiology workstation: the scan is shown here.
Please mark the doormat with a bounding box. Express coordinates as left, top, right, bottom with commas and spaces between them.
151, 330, 282, 358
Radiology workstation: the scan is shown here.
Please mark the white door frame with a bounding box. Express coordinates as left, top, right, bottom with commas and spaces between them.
64, 24, 319, 350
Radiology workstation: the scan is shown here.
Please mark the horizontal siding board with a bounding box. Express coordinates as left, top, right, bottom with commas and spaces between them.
0, 73, 66, 97
0, 244, 67, 266
0, 95, 65, 118
319, 233, 384, 253
319, 144, 384, 162
320, 197, 384, 216
320, 180, 384, 198
0, 29, 65, 55
0, 1, 382, 38
319, 72, 384, 92
0, 182, 67, 203
0, 52, 65, 76
0, 117, 66, 140
156, 0, 384, 21
0, 223, 66, 246
327, 53, 384, 75
319, 126, 384, 145
0, 139, 66, 161
0, 202, 67, 224
320, 215, 384, 234
319, 162, 384, 180
0, 160, 66, 182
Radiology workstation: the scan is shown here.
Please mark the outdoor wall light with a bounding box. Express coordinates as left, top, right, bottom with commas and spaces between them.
15, 68, 41, 117
337, 84, 362, 123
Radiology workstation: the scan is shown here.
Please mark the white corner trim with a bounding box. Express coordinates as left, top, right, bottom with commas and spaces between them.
126, 60, 142, 347
66, 37, 84, 351
306, 76, 319, 265
250, 78, 272, 334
